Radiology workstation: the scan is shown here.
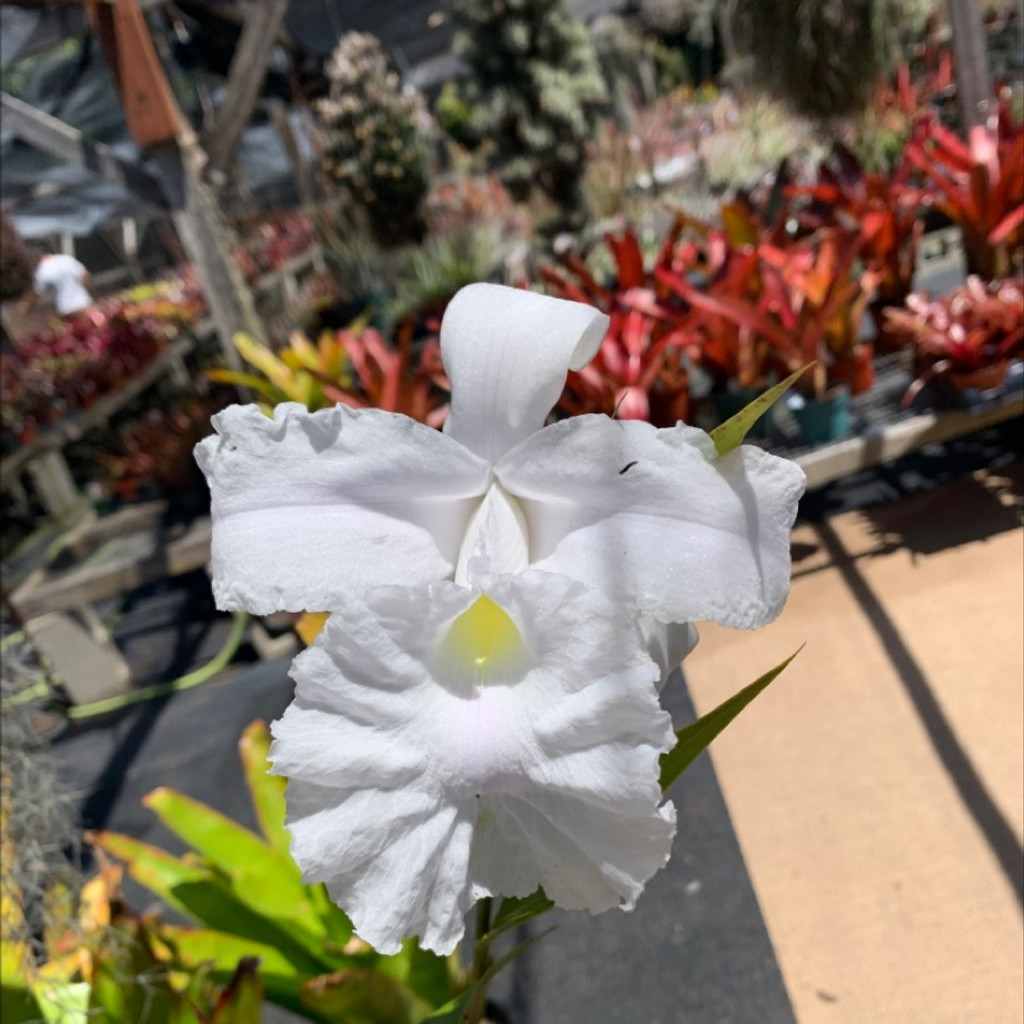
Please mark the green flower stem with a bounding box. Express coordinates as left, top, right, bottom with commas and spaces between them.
65, 612, 250, 719
465, 896, 494, 1024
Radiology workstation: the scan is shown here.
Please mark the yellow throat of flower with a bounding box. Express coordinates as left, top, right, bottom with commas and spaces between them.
443, 594, 523, 683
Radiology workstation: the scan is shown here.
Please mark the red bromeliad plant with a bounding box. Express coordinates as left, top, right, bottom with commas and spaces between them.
2, 304, 178, 444
885, 276, 1024, 406
540, 221, 698, 426
902, 105, 1024, 280
658, 225, 876, 401
337, 318, 449, 426
96, 394, 228, 502
788, 142, 922, 348
234, 213, 319, 281
209, 320, 449, 427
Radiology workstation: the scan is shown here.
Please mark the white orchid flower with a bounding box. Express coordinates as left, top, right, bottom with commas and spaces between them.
196, 283, 805, 674
269, 556, 677, 955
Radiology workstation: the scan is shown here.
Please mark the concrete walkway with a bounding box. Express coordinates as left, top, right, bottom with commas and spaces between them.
685, 462, 1024, 1024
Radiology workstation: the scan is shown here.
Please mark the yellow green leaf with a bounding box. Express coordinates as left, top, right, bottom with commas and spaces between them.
660, 647, 803, 792
710, 366, 812, 455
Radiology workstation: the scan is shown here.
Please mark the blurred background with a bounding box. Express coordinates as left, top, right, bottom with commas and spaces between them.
1, 1, 1021, 1021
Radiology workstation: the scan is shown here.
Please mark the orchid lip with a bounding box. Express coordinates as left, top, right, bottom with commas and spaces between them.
439, 593, 527, 691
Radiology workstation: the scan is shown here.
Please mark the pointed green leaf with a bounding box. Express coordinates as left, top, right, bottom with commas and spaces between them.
488, 889, 554, 943
2, 982, 45, 1024
660, 647, 803, 792
89, 830, 212, 910
238, 721, 289, 855
422, 929, 554, 1024
160, 926, 330, 1023
33, 980, 90, 1024
204, 370, 285, 405
710, 366, 812, 455
91, 831, 331, 976
160, 924, 302, 985
142, 789, 322, 934
399, 943, 457, 1009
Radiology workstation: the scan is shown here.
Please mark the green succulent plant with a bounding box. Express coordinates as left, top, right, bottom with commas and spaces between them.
441, 0, 607, 221
316, 32, 430, 248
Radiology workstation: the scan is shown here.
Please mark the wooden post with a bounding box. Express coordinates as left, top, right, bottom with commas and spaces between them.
945, 0, 994, 129
83, 0, 267, 363
148, 141, 267, 367
269, 99, 314, 207
203, 0, 293, 178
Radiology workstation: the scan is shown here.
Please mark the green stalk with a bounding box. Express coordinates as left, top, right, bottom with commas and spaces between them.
464, 896, 494, 1024
65, 612, 250, 719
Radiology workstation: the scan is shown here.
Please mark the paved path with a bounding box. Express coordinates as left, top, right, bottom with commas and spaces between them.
685, 462, 1024, 1024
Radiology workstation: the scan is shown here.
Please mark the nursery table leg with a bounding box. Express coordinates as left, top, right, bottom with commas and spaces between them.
24, 449, 90, 525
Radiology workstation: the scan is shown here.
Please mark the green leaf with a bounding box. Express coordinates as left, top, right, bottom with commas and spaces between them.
422, 929, 554, 1024
238, 721, 289, 855
710, 366, 812, 455
143, 789, 289, 882
88, 921, 173, 1024
301, 967, 430, 1024
660, 647, 803, 792
1, 982, 45, 1024
161, 927, 330, 1023
91, 831, 331, 976
33, 980, 90, 1024
204, 369, 284, 405
487, 889, 554, 943
89, 830, 212, 910
420, 989, 472, 1024
399, 942, 457, 1009
160, 924, 302, 987
143, 789, 326, 939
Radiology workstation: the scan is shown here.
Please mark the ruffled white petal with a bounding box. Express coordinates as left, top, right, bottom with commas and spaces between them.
643, 619, 700, 684
441, 284, 608, 464
269, 572, 675, 955
495, 415, 806, 629
195, 403, 491, 613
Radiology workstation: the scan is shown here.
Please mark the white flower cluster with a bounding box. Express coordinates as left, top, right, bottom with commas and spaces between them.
196, 284, 805, 954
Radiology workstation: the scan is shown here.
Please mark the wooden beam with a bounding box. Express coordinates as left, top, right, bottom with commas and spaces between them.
0, 92, 168, 208
202, 0, 293, 177
796, 393, 1023, 491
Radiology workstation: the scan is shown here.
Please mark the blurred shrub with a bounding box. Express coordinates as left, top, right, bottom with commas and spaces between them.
441, 0, 607, 221
316, 32, 430, 248
1, 214, 34, 303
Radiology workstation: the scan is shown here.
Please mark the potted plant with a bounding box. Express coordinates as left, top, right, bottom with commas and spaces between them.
541, 221, 697, 426
659, 224, 874, 442
208, 319, 450, 426
788, 142, 922, 353
885, 276, 1024, 407
901, 105, 1024, 281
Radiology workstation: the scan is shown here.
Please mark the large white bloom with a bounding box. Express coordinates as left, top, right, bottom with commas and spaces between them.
270, 563, 677, 955
196, 284, 806, 669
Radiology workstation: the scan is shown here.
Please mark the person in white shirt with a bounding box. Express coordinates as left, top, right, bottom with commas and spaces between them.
31, 253, 93, 317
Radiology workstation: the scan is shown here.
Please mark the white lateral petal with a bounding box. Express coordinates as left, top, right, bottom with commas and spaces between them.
270, 570, 674, 955
441, 283, 608, 463
195, 403, 491, 613
496, 416, 806, 628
